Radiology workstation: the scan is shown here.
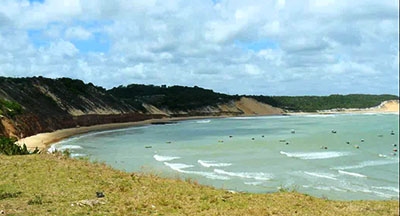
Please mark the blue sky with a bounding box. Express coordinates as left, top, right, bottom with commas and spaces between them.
0, 0, 398, 96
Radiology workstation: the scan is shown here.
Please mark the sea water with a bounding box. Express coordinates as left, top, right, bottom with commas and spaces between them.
53, 113, 399, 200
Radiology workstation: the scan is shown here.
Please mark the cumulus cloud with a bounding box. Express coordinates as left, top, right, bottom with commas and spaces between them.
0, 0, 398, 95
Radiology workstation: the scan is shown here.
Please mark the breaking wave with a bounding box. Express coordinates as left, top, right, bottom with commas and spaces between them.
198, 160, 232, 168
153, 154, 180, 162
280, 151, 351, 160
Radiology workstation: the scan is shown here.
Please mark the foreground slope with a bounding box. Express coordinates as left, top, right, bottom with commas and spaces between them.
1, 154, 398, 216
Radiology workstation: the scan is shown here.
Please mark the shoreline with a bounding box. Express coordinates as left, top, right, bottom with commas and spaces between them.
17, 115, 225, 151
18, 100, 399, 151
19, 110, 399, 152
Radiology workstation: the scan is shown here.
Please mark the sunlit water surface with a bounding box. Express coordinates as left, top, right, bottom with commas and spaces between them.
53, 113, 399, 200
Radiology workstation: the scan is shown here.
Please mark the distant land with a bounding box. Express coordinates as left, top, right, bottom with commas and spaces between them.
0, 76, 398, 140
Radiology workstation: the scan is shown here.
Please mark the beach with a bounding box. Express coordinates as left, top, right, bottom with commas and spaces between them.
18, 100, 399, 151
17, 116, 221, 151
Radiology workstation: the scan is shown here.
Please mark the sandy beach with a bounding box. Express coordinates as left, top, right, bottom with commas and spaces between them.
18, 100, 399, 152
17, 116, 222, 151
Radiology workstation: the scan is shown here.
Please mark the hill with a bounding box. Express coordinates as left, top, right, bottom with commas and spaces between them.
0, 76, 398, 140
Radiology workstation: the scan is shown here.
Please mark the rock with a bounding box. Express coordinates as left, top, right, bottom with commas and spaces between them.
96, 191, 105, 198
76, 199, 106, 207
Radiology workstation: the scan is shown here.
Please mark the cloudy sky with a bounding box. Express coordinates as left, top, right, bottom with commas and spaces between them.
0, 0, 398, 95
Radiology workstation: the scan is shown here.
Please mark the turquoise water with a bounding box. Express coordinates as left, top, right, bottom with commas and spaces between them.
53, 113, 399, 200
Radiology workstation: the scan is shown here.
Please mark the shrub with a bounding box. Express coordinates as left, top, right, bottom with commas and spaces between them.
0, 136, 40, 155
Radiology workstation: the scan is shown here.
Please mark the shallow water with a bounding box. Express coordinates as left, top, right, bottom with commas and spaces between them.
53, 113, 399, 200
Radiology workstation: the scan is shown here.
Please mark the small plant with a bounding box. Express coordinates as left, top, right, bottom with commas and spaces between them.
0, 185, 22, 200
28, 194, 43, 205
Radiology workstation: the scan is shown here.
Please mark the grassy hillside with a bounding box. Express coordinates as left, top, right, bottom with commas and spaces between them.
1, 154, 398, 215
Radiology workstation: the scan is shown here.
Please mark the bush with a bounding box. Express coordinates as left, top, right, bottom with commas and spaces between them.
0, 99, 23, 117
0, 136, 40, 155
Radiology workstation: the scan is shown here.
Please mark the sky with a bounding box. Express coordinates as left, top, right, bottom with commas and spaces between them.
0, 0, 398, 96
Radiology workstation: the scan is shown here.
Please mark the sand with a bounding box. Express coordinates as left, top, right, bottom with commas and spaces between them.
17, 116, 219, 151
18, 100, 398, 152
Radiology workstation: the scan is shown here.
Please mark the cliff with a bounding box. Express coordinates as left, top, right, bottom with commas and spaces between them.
0, 77, 283, 139
1, 76, 396, 139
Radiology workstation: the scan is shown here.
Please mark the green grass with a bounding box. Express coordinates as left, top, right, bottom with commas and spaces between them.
0, 154, 398, 215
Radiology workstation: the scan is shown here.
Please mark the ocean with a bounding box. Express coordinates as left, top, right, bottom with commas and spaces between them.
52, 113, 399, 200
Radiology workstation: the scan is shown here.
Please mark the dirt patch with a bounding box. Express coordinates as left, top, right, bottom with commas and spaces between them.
235, 97, 284, 115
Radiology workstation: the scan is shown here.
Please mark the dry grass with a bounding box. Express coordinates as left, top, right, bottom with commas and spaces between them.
0, 154, 398, 215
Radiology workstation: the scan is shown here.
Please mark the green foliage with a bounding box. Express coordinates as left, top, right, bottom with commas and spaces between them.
0, 98, 23, 117
252, 94, 399, 112
0, 136, 40, 155
109, 84, 238, 111
57, 77, 89, 95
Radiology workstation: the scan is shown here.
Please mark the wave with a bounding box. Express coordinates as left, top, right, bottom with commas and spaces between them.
196, 120, 211, 124
244, 181, 263, 186
153, 154, 180, 162
163, 162, 229, 180
184, 170, 230, 180
303, 114, 337, 118
280, 151, 351, 160
303, 171, 338, 180
214, 169, 273, 181
338, 170, 367, 178
372, 186, 400, 194
333, 158, 399, 170
163, 162, 194, 171
70, 153, 87, 158
57, 145, 83, 150
228, 116, 288, 120
198, 160, 232, 168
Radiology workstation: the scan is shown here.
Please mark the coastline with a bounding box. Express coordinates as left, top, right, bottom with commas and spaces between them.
17, 116, 224, 151
18, 100, 399, 151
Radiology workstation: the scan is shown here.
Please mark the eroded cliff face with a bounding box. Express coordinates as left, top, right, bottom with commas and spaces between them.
0, 77, 283, 139
0, 77, 142, 138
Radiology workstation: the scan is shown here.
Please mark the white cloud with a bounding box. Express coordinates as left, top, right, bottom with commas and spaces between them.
0, 0, 398, 95
65, 26, 92, 40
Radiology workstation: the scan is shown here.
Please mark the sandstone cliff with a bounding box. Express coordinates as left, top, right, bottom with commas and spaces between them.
0, 77, 283, 139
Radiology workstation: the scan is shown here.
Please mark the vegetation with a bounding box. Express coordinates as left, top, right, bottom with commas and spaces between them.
0, 137, 39, 155
0, 98, 23, 117
109, 84, 238, 111
251, 94, 399, 112
0, 154, 398, 215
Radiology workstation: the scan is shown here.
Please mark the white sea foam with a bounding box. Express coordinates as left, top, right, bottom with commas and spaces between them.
163, 162, 194, 171
57, 145, 83, 150
198, 160, 232, 168
196, 120, 211, 124
163, 162, 229, 180
184, 170, 230, 180
333, 159, 399, 170
214, 169, 273, 181
71, 153, 87, 158
338, 170, 367, 178
280, 151, 351, 160
47, 144, 57, 153
244, 181, 263, 186
303, 171, 338, 180
372, 186, 400, 194
228, 116, 288, 120
303, 114, 336, 118
154, 154, 180, 162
